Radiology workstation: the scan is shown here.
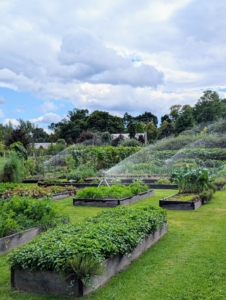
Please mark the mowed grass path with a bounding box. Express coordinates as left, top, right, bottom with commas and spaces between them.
0, 189, 226, 299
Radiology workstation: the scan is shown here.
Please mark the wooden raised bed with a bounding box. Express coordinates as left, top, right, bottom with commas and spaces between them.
11, 224, 167, 297
159, 193, 202, 210
0, 227, 42, 255
73, 189, 154, 207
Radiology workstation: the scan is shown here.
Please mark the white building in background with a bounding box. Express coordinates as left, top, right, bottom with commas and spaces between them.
33, 143, 56, 149
111, 133, 145, 139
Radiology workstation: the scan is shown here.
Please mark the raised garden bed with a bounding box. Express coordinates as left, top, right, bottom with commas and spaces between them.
73, 189, 154, 207
9, 206, 167, 297
11, 224, 167, 297
0, 227, 42, 255
36, 191, 74, 201
159, 193, 202, 210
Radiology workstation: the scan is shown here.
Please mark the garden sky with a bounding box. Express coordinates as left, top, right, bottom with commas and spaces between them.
0, 0, 226, 131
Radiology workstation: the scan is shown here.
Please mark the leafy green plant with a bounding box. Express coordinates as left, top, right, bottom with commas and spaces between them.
199, 189, 214, 203
66, 165, 96, 182
213, 177, 226, 186
10, 142, 28, 160
67, 254, 105, 285
119, 139, 143, 147
75, 182, 149, 199
157, 178, 171, 184
170, 166, 212, 193
0, 153, 24, 183
0, 182, 20, 193
0, 196, 68, 237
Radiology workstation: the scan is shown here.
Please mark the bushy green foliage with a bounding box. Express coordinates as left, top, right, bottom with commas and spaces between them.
151, 133, 226, 151
0, 196, 68, 237
8, 205, 167, 277
170, 166, 212, 193
67, 254, 105, 284
0, 153, 24, 182
10, 142, 28, 160
199, 188, 214, 203
71, 146, 141, 170
66, 165, 97, 182
0, 182, 19, 193
213, 177, 226, 186
75, 181, 149, 199
119, 138, 142, 147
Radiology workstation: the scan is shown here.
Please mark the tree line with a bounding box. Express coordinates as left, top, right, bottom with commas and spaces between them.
1, 90, 226, 150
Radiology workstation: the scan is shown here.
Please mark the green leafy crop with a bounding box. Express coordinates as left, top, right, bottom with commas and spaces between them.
0, 196, 68, 237
8, 205, 167, 279
75, 181, 149, 199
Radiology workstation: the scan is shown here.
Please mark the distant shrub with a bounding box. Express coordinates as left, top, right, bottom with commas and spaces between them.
66, 165, 96, 182
76, 131, 98, 144
119, 138, 142, 147
0, 154, 24, 183
111, 134, 124, 146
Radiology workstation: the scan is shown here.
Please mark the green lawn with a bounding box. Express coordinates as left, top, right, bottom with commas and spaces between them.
1, 189, 226, 299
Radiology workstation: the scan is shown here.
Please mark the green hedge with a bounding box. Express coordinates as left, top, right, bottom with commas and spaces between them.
71, 146, 141, 170
8, 205, 167, 275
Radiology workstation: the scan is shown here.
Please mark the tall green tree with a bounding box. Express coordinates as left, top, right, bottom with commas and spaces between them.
145, 121, 158, 142
86, 111, 124, 133
156, 121, 175, 140
48, 109, 89, 142
193, 90, 226, 123
32, 127, 49, 142
5, 127, 32, 149
175, 105, 196, 135
127, 122, 136, 139
123, 112, 134, 129
135, 111, 158, 126
169, 105, 182, 122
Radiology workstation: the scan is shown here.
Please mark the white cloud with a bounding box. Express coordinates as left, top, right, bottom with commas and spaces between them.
55, 31, 164, 87
3, 118, 19, 126
30, 113, 62, 124
0, 0, 226, 120
40, 101, 57, 112
43, 128, 53, 134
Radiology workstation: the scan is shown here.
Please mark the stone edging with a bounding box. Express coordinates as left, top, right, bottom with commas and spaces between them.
11, 224, 167, 297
